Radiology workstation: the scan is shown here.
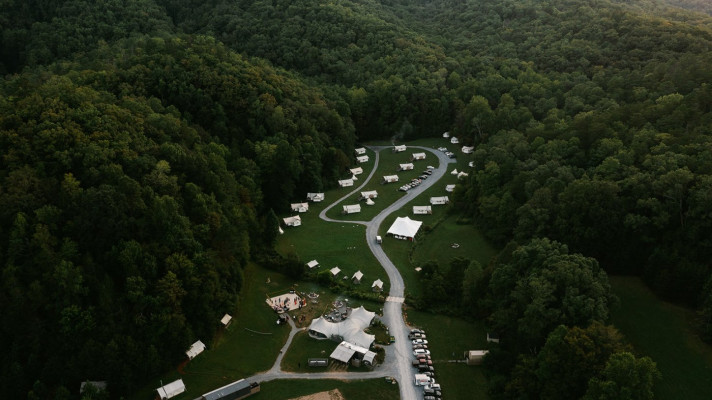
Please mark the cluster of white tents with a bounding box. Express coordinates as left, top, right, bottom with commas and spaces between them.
308, 306, 376, 348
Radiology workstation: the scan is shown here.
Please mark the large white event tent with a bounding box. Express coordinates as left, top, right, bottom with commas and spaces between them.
386, 216, 423, 240
308, 306, 376, 348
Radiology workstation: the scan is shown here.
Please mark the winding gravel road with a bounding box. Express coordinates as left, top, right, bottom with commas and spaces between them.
247, 145, 454, 399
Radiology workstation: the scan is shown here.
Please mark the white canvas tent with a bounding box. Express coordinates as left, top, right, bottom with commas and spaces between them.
446, 184, 456, 192
462, 145, 474, 154
354, 147, 366, 155
350, 167, 363, 175
393, 144, 406, 152
451, 137, 459, 144
372, 279, 384, 292
365, 198, 375, 206
387, 216, 423, 240
413, 206, 432, 215
291, 202, 309, 213
157, 379, 186, 400
220, 314, 232, 327
382, 175, 399, 183
283, 215, 302, 226
443, 131, 450, 138
430, 196, 450, 205
352, 270, 363, 284
306, 260, 319, 269
411, 152, 426, 160
451, 168, 459, 175
338, 179, 354, 187
330, 267, 341, 276
343, 204, 361, 214
186, 340, 206, 359
308, 306, 376, 348
457, 171, 469, 179
360, 190, 378, 199
356, 155, 369, 163
329, 341, 377, 365
399, 163, 414, 171
307, 192, 325, 202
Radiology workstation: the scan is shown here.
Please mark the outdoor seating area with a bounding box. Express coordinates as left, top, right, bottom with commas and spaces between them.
266, 292, 305, 313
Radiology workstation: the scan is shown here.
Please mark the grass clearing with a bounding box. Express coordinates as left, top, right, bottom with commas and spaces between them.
252, 378, 399, 400
129, 263, 294, 400
610, 276, 712, 400
326, 147, 439, 222
406, 309, 491, 400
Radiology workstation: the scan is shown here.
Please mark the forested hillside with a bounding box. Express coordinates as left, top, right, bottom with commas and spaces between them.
2, 0, 712, 398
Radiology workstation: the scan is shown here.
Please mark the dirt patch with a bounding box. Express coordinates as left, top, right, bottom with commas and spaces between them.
289, 388, 345, 400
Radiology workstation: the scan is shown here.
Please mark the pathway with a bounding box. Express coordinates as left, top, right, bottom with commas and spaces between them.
247, 145, 455, 399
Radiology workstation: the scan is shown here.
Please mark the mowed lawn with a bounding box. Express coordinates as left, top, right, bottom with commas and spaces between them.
252, 378, 399, 400
129, 263, 294, 400
610, 276, 712, 400
406, 309, 490, 400
325, 146, 439, 222
275, 210, 387, 294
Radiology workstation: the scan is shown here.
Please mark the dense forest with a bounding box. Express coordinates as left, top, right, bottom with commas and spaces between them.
2, 0, 712, 398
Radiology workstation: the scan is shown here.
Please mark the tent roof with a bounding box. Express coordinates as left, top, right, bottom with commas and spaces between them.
306, 260, 319, 268
343, 204, 361, 213
412, 152, 426, 158
372, 279, 383, 288
308, 306, 375, 348
399, 163, 414, 168
330, 267, 341, 276
330, 344, 356, 363
365, 198, 375, 205
186, 340, 206, 359
202, 379, 252, 400
363, 350, 377, 364
413, 206, 431, 212
283, 215, 301, 225
350, 167, 363, 174
353, 270, 363, 280
387, 217, 423, 238
361, 190, 378, 197
221, 314, 232, 325
451, 169, 459, 175
383, 175, 399, 180
446, 184, 456, 192
157, 379, 185, 399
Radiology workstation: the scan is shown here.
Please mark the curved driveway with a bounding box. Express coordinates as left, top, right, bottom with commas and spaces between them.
249, 145, 454, 399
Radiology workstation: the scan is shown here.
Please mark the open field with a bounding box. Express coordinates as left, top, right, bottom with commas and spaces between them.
610, 276, 712, 400
129, 263, 294, 399
406, 309, 491, 400
251, 378, 399, 400
326, 146, 440, 222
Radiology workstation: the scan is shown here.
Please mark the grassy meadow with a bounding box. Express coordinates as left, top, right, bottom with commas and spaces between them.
610, 276, 712, 400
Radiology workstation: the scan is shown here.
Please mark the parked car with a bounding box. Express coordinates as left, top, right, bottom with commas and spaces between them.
410, 328, 425, 334
413, 344, 425, 350
413, 349, 431, 356
412, 339, 429, 345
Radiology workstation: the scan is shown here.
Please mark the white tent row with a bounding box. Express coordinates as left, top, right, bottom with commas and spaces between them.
339, 179, 354, 187
343, 204, 361, 214
383, 175, 399, 183
330, 341, 377, 365
430, 196, 449, 205
291, 202, 309, 212
413, 206, 432, 215
308, 306, 376, 348
360, 190, 378, 199
372, 279, 384, 292
387, 217, 423, 240
157, 379, 186, 400
283, 215, 301, 226
186, 340, 206, 359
